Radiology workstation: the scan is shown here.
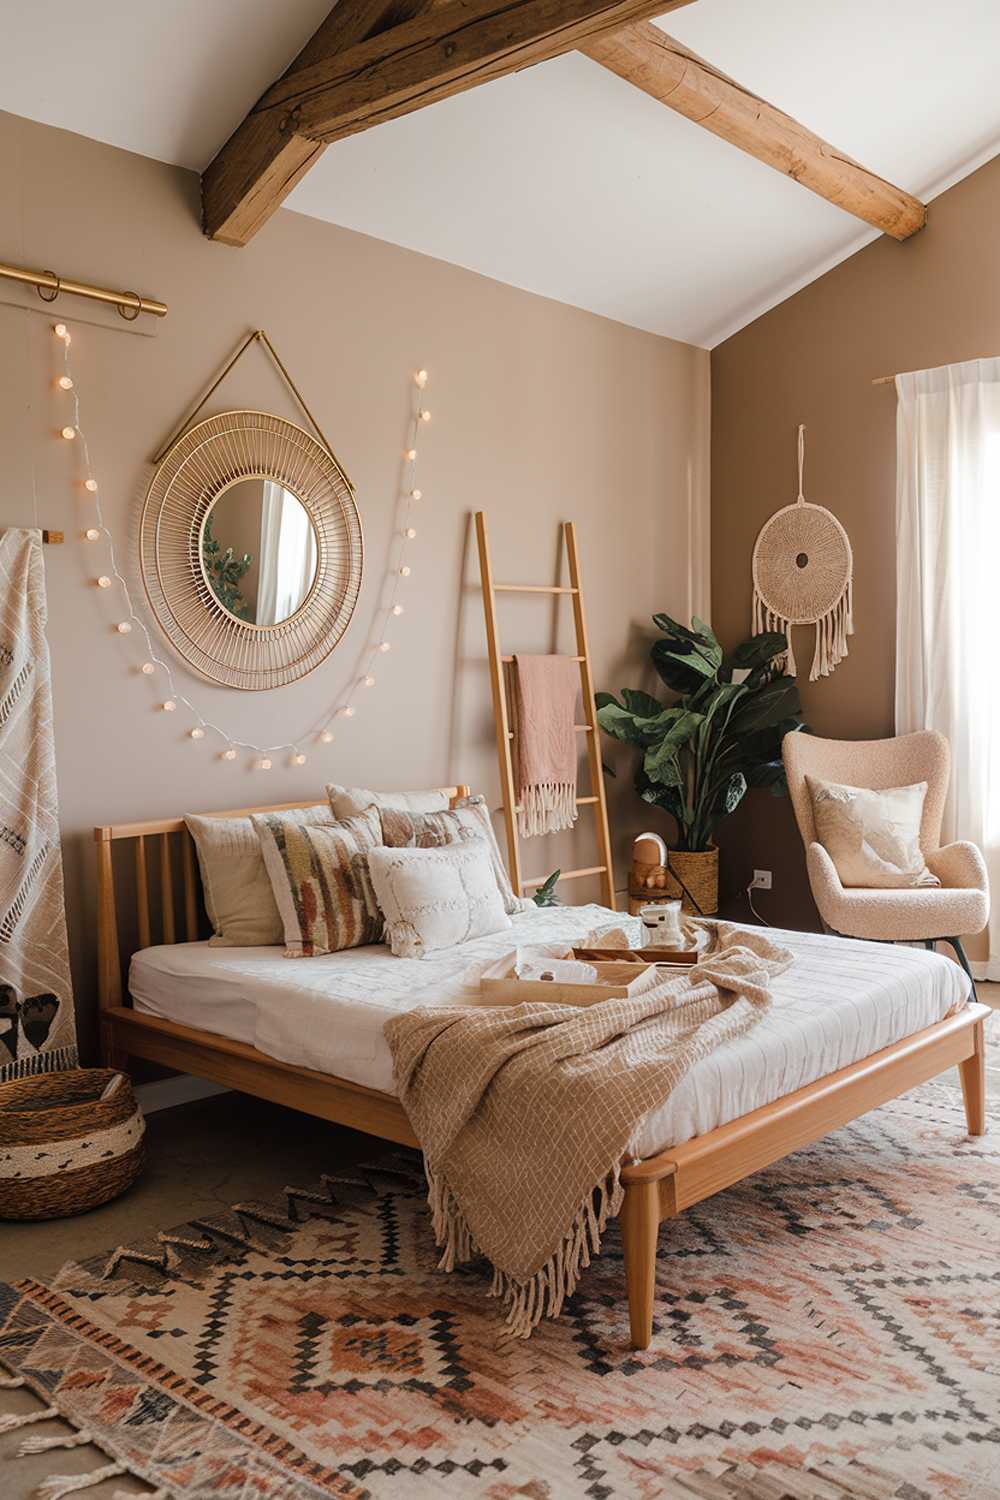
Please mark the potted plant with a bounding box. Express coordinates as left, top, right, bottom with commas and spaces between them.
596, 614, 804, 914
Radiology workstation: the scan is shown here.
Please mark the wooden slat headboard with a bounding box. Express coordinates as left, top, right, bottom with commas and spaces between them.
94, 787, 471, 1049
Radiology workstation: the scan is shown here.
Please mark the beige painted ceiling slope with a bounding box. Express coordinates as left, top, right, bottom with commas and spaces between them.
3, 0, 1000, 346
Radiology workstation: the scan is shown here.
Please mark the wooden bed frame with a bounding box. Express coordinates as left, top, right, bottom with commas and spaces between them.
96, 795, 989, 1351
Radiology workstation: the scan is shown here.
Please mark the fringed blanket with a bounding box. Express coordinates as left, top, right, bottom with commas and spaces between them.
512, 654, 579, 836
386, 922, 792, 1338
0, 530, 76, 1082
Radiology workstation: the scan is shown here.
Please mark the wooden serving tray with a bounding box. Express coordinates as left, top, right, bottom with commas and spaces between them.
572, 946, 700, 965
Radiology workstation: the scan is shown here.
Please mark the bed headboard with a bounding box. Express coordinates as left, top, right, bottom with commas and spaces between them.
94, 787, 471, 1023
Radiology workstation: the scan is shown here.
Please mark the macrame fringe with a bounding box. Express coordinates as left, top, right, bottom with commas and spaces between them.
427, 1163, 624, 1339
0, 1405, 59, 1434
35, 1462, 126, 1499
752, 585, 852, 683
19, 1430, 93, 1456
517, 782, 577, 838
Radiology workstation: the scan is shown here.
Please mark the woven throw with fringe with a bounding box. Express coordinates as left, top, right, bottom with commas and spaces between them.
0, 530, 76, 1083
512, 653, 579, 836
386, 922, 792, 1338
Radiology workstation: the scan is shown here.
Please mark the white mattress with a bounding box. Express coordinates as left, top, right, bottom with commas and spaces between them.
129, 907, 970, 1158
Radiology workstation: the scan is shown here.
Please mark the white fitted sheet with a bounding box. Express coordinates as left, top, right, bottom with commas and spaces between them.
129, 907, 970, 1157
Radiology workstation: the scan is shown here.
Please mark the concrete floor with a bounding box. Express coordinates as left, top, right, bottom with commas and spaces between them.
2, 981, 997, 1500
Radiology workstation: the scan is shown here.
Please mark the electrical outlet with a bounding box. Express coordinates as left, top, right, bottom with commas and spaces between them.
751, 869, 772, 890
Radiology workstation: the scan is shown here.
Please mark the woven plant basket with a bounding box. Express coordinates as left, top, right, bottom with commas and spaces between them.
0, 1067, 144, 1221
662, 847, 719, 916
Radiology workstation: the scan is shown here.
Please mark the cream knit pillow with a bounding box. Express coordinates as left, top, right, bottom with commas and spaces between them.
807, 775, 940, 889
379, 797, 531, 915
368, 842, 511, 959
185, 805, 329, 946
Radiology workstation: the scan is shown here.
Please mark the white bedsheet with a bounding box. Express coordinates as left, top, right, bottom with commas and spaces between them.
129, 907, 970, 1157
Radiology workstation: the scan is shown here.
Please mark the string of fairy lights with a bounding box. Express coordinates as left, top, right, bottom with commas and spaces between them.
50, 319, 431, 770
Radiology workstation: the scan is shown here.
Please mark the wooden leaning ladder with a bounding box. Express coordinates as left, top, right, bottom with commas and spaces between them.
474, 510, 615, 910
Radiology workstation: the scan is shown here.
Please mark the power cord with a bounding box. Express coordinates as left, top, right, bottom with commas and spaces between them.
746, 880, 772, 927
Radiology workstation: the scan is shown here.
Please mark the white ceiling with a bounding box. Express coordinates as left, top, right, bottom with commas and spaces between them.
3, 0, 1000, 346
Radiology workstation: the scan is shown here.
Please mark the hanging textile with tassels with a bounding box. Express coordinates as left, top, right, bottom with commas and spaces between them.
751, 425, 854, 681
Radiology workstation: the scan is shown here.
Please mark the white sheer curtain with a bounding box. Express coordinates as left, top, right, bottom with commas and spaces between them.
895, 357, 1000, 977
256, 483, 317, 626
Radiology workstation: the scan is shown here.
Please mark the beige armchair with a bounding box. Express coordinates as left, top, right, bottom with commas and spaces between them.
782, 730, 989, 983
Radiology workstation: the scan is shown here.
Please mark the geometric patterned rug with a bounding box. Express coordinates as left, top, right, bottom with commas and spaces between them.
1, 1079, 998, 1500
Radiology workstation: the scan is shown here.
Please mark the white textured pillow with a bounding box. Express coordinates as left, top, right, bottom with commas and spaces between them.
185, 805, 329, 946
368, 842, 511, 959
807, 775, 940, 889
327, 784, 450, 819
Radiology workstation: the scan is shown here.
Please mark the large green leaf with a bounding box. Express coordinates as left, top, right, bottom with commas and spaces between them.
595, 700, 650, 747
727, 631, 787, 672
725, 677, 801, 737
621, 688, 664, 718
643, 738, 683, 788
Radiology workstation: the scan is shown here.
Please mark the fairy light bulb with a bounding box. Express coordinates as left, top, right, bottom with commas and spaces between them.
363, 674, 376, 687
189, 726, 205, 740
84, 479, 98, 493
115, 621, 131, 635
341, 705, 356, 718
57, 375, 73, 391
292, 752, 307, 766
96, 575, 111, 588
140, 662, 155, 675
399, 565, 411, 577
258, 757, 272, 771
414, 369, 428, 388
222, 747, 237, 761
410, 489, 422, 501
61, 426, 76, 441
319, 729, 334, 744
392, 604, 404, 616
53, 324, 69, 342
418, 409, 431, 423
161, 699, 176, 712
405, 527, 417, 540
404, 448, 417, 461
378, 641, 391, 653
84, 528, 100, 541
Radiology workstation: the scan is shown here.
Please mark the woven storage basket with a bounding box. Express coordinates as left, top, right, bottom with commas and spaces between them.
629, 846, 718, 917
0, 1068, 144, 1221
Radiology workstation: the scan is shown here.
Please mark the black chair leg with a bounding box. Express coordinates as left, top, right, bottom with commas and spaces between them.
945, 937, 978, 999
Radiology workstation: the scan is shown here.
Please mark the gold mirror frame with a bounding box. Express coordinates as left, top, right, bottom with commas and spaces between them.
139, 409, 363, 691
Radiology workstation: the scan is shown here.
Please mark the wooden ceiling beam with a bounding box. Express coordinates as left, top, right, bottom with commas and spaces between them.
202, 0, 695, 245
582, 23, 926, 240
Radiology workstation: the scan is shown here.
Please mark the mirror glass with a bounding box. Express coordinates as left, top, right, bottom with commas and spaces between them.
201, 478, 318, 626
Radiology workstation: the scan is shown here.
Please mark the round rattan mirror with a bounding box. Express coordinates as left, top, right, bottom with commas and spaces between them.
140, 410, 363, 690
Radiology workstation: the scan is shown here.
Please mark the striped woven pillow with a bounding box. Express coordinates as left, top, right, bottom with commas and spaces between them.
253, 807, 383, 957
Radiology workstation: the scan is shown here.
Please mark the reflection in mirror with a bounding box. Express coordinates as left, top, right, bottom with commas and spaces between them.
202, 479, 318, 626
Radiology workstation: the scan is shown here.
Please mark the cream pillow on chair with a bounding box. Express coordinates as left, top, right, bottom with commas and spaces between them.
807, 775, 940, 889
368, 842, 511, 959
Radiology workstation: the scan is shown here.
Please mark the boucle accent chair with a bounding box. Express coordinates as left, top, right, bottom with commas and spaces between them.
782, 730, 989, 980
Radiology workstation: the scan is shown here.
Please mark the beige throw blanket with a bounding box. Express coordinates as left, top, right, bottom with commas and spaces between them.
0, 530, 76, 1082
387, 923, 792, 1338
512, 654, 579, 836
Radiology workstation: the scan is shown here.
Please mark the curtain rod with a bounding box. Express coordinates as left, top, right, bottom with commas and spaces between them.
871, 373, 896, 386
0, 258, 167, 321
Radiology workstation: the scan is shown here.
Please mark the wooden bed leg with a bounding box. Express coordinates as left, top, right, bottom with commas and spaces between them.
621, 1179, 659, 1350
959, 1018, 986, 1137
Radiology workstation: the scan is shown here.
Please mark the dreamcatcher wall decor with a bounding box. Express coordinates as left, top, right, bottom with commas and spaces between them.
751, 424, 853, 680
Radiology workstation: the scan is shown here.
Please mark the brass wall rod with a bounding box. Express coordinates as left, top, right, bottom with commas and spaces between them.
0, 258, 167, 320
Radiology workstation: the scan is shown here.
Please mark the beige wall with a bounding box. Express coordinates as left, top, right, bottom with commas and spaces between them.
711, 151, 1000, 929
0, 110, 710, 1059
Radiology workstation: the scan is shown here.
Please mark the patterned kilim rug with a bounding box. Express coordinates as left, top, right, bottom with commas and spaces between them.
1, 1079, 998, 1500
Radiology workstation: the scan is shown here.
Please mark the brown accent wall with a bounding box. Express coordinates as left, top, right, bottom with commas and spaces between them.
711, 151, 1000, 930
0, 110, 709, 1059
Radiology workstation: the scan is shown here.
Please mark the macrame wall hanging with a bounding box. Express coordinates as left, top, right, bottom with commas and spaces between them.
751, 424, 854, 680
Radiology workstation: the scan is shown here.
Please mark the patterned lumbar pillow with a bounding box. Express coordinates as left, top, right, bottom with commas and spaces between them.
326, 784, 451, 820
380, 796, 531, 915
253, 807, 384, 957
185, 806, 330, 947
807, 775, 941, 889
367, 842, 511, 959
